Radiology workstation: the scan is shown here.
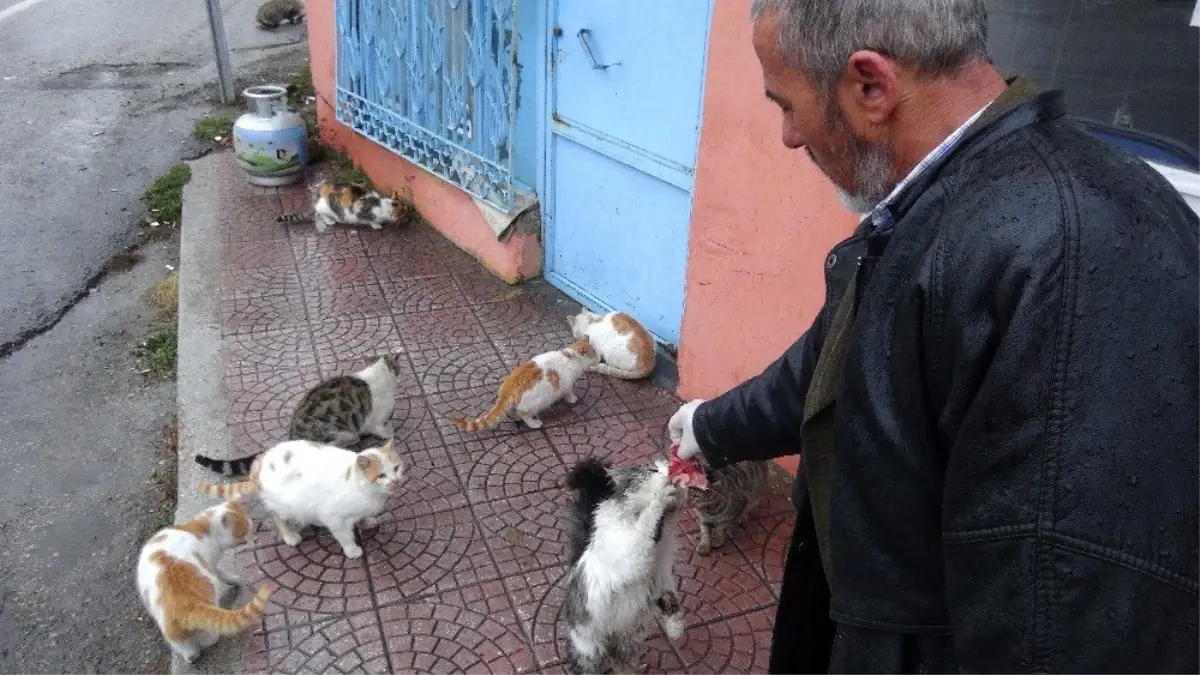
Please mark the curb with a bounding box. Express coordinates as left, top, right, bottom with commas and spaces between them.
172, 152, 249, 674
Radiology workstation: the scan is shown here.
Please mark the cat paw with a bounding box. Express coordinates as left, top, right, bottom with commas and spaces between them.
281, 532, 302, 547
342, 544, 364, 559
564, 392, 578, 404
662, 614, 686, 641
369, 222, 383, 230
520, 416, 544, 430
360, 516, 379, 530
696, 540, 712, 556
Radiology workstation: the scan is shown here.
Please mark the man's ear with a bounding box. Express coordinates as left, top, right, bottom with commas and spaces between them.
836, 50, 901, 137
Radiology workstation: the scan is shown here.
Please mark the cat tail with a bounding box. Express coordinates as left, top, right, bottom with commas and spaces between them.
198, 459, 261, 499
588, 362, 653, 380
193, 453, 257, 477
183, 584, 272, 635
277, 213, 309, 224
449, 397, 513, 432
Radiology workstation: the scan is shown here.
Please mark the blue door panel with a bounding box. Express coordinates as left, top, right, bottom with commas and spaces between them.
548, 137, 691, 343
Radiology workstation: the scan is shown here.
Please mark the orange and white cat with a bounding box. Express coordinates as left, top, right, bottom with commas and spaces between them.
199, 440, 405, 559
451, 337, 599, 431
568, 310, 656, 380
136, 500, 271, 663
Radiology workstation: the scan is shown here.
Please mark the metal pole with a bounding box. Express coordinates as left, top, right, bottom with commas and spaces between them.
204, 0, 236, 103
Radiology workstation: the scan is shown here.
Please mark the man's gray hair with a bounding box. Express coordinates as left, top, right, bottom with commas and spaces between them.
750, 0, 990, 95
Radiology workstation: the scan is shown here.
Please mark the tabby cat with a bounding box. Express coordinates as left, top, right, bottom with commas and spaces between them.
278, 182, 414, 233
194, 356, 401, 476
690, 460, 768, 555
256, 0, 305, 29
137, 500, 272, 663
450, 338, 599, 431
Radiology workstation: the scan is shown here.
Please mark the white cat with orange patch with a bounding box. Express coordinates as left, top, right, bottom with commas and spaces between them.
137, 500, 271, 663
568, 310, 656, 380
451, 337, 600, 431
199, 440, 405, 559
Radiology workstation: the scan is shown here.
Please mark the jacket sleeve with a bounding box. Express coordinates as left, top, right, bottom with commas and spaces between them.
690, 307, 826, 471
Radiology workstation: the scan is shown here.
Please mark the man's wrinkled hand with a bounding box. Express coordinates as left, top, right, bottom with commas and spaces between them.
667, 399, 705, 460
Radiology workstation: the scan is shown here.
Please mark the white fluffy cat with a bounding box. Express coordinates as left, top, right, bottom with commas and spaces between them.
568, 310, 656, 380
137, 500, 271, 663
199, 440, 405, 559
562, 458, 686, 674
451, 337, 600, 431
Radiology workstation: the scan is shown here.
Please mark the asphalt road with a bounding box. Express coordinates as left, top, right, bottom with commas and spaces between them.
0, 0, 307, 671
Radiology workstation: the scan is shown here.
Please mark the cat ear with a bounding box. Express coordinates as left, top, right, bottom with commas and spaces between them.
356, 454, 371, 471
380, 439, 394, 454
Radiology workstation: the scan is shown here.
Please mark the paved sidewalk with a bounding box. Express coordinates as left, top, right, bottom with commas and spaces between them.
195, 154, 796, 673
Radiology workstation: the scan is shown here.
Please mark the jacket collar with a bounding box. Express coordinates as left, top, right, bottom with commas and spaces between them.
886, 76, 1066, 222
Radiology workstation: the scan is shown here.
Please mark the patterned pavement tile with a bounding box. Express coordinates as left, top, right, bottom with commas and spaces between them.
225, 326, 318, 374
732, 509, 794, 598
378, 583, 534, 674
242, 531, 376, 626
308, 314, 406, 366
446, 434, 567, 503
291, 228, 368, 264
379, 275, 469, 315
366, 505, 501, 605
221, 265, 304, 300
360, 223, 452, 257
304, 281, 393, 319
544, 412, 667, 469
452, 267, 522, 305
370, 247, 455, 280
407, 341, 510, 394
669, 609, 774, 674
471, 290, 581, 336
424, 384, 524, 447
296, 256, 380, 293
262, 610, 390, 674
392, 306, 488, 348
671, 546, 777, 628
224, 238, 297, 270
225, 365, 323, 428
472, 490, 574, 576
222, 293, 310, 333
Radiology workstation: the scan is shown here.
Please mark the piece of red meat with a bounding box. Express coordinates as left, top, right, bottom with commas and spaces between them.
667, 443, 709, 490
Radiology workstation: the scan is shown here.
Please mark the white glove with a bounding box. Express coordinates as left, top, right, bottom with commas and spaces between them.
667, 399, 705, 460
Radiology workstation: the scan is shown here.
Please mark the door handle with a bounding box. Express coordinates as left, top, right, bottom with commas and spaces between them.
577, 29, 619, 70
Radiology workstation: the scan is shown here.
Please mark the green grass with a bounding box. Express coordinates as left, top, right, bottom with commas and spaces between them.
326, 148, 375, 188
194, 113, 233, 141
287, 64, 315, 108
142, 163, 192, 228
137, 327, 178, 377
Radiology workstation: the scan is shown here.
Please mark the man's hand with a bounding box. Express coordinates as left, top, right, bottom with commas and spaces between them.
667, 400, 705, 460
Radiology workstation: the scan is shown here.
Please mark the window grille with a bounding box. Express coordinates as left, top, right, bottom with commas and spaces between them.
335, 0, 520, 211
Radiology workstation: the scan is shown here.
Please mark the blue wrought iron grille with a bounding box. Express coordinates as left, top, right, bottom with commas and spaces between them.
334, 0, 520, 211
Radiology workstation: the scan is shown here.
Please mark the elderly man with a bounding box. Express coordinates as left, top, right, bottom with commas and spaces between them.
668, 0, 1199, 672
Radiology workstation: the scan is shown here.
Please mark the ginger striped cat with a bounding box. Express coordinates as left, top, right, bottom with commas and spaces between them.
451, 338, 599, 431
199, 440, 405, 559
568, 309, 656, 380
306, 182, 413, 233
137, 500, 272, 663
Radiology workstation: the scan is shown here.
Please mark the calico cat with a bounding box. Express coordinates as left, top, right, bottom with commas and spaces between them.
690, 460, 768, 555
562, 458, 686, 674
277, 182, 413, 233
256, 0, 305, 29
194, 356, 401, 476
450, 338, 599, 431
568, 309, 656, 380
137, 500, 272, 663
199, 440, 405, 559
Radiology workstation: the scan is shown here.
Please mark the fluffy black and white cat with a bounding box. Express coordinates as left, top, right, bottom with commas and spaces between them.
562, 458, 686, 674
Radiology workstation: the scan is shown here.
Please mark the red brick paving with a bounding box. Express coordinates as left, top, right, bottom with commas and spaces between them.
207, 158, 794, 673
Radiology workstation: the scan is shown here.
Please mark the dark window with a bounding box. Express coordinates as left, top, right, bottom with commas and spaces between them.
986, 0, 1199, 171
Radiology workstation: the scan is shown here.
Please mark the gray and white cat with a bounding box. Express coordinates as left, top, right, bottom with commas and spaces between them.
690, 460, 768, 555
193, 356, 401, 476
563, 458, 686, 674
255, 0, 304, 29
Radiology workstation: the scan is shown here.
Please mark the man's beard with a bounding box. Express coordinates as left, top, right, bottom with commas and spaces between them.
807, 106, 897, 216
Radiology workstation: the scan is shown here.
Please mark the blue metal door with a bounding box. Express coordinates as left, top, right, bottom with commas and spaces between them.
543, 1, 713, 347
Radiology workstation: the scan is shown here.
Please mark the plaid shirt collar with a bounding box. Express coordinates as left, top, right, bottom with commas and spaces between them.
867, 102, 993, 233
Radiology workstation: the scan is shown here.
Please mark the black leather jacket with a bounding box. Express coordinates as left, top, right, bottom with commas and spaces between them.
693, 88, 1199, 672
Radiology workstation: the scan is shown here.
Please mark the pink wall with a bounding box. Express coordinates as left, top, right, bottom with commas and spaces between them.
678, 0, 859, 473
305, 0, 540, 284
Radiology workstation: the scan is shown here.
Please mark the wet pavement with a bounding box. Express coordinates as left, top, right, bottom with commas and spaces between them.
205, 157, 795, 673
